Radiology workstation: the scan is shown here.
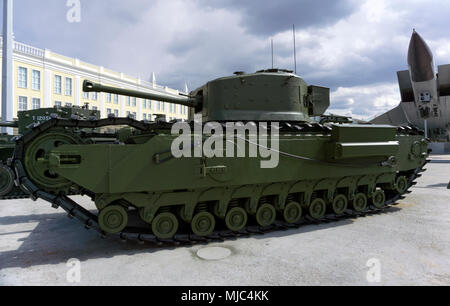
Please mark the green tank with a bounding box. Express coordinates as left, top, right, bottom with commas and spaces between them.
12, 69, 430, 244
0, 106, 100, 199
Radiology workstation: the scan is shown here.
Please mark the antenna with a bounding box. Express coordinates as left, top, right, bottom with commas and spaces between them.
271, 39, 274, 69
293, 24, 297, 75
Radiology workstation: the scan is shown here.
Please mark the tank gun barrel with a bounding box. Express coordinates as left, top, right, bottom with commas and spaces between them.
0, 121, 18, 128
83, 80, 198, 108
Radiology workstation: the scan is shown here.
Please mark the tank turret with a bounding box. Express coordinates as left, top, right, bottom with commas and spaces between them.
83, 69, 330, 122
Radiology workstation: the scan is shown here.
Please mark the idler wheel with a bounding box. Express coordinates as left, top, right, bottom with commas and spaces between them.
152, 212, 179, 239
352, 193, 368, 212
283, 202, 303, 224
99, 205, 128, 234
256, 203, 276, 227
225, 207, 248, 232
309, 198, 327, 220
191, 212, 216, 237
395, 176, 408, 194
372, 190, 386, 209
332, 195, 348, 215
0, 165, 15, 196
24, 131, 81, 193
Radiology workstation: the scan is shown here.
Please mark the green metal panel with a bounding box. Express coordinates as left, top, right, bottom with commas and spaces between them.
331, 124, 397, 143
307, 86, 330, 116
330, 141, 399, 159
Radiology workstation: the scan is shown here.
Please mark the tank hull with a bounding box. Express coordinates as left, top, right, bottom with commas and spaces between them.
12, 117, 429, 242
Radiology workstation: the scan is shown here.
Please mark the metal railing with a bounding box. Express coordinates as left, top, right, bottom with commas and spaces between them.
0, 37, 45, 58
13, 41, 45, 57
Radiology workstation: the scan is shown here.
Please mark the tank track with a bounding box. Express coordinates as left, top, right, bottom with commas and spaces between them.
0, 190, 31, 200
12, 116, 429, 246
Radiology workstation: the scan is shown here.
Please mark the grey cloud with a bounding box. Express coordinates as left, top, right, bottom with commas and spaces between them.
199, 0, 360, 35
9, 0, 450, 118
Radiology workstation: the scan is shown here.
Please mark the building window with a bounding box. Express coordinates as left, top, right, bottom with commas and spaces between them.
142, 99, 146, 109
32, 70, 41, 90
92, 92, 98, 101
114, 110, 119, 117
83, 92, 89, 99
106, 93, 112, 103
132, 97, 136, 107
107, 108, 112, 115
32, 98, 41, 110
113, 94, 119, 104
126, 111, 131, 117
132, 112, 137, 119
148, 100, 152, 109
65, 103, 72, 107
55, 101, 62, 107
92, 106, 98, 111
65, 78, 73, 96
54, 75, 62, 94
143, 113, 147, 120
126, 97, 131, 106
18, 96, 28, 111
18, 67, 28, 88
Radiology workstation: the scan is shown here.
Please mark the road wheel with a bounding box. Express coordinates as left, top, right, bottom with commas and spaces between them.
395, 176, 408, 194
152, 212, 179, 239
332, 195, 348, 215
191, 212, 216, 237
0, 165, 15, 196
225, 207, 248, 232
256, 204, 276, 227
372, 190, 386, 209
283, 202, 303, 224
99, 205, 128, 234
352, 193, 368, 212
309, 198, 327, 220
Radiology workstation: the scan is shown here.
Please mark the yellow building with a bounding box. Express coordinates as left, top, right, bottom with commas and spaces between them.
0, 39, 189, 122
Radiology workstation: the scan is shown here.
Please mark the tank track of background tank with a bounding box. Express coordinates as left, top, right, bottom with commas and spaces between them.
0, 188, 31, 200
12, 116, 430, 246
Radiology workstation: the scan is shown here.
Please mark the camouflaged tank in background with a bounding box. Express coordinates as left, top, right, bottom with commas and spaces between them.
12, 69, 430, 244
0, 106, 100, 199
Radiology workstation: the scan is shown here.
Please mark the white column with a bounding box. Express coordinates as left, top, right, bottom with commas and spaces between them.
11, 62, 14, 116
137, 98, 142, 120
99, 92, 105, 118
74, 75, 81, 106
1, 0, 14, 132
44, 68, 52, 107
137, 78, 142, 120
120, 95, 125, 117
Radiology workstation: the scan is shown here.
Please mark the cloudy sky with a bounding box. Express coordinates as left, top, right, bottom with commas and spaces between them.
10, 0, 450, 119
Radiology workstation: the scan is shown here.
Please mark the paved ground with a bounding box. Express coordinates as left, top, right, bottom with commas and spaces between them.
0, 156, 449, 286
